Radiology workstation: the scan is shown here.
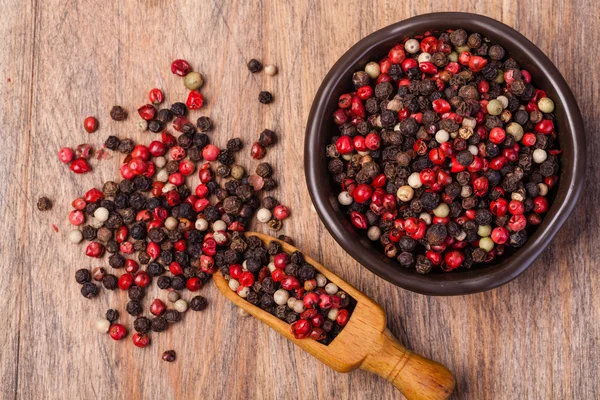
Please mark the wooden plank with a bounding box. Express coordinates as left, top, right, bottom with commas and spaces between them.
0, 0, 37, 398
3, 0, 598, 399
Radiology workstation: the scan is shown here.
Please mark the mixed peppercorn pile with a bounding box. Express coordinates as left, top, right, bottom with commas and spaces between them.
221, 236, 355, 343
327, 29, 560, 273
62, 58, 324, 357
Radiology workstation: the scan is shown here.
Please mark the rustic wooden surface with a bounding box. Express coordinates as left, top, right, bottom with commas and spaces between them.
1, 1, 598, 399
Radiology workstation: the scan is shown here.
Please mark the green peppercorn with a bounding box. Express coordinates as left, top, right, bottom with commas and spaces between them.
184, 72, 204, 90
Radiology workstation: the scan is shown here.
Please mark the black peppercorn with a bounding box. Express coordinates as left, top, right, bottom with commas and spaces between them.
106, 309, 119, 323
102, 274, 118, 290
104, 135, 121, 150
151, 317, 168, 332
126, 300, 143, 316
171, 276, 186, 291
227, 137, 243, 152
156, 108, 173, 123
148, 119, 163, 133
81, 282, 99, 299
128, 286, 145, 301
110, 105, 127, 121
258, 91, 273, 104
170, 102, 187, 116
258, 129, 277, 147
117, 138, 135, 154
164, 309, 182, 323
134, 317, 151, 333
37, 196, 52, 211
75, 269, 91, 284
190, 295, 208, 311
247, 59, 263, 73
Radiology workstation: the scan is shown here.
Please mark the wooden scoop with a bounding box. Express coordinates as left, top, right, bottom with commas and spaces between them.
213, 232, 455, 400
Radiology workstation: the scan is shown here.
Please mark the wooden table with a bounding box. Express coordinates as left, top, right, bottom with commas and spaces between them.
2, 1, 598, 399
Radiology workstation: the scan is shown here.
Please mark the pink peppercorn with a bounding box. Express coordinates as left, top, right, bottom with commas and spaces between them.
58, 147, 74, 163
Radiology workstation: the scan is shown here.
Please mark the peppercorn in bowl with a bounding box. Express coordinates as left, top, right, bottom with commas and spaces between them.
305, 12, 585, 295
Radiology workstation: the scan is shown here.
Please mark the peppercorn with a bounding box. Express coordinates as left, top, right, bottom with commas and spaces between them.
128, 286, 145, 301
171, 102, 187, 116
150, 316, 168, 332
263, 178, 277, 191
75, 269, 91, 284
171, 276, 186, 291
106, 309, 119, 323
102, 274, 118, 290
110, 105, 127, 121
258, 129, 277, 147
126, 300, 143, 316
258, 91, 273, 104
134, 317, 151, 333
81, 282, 99, 299
162, 350, 176, 362
37, 196, 52, 211
190, 295, 208, 311
118, 138, 135, 154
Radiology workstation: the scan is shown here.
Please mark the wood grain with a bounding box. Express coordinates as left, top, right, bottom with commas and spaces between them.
0, 0, 598, 399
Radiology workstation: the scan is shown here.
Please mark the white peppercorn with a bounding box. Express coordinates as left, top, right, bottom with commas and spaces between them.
433, 203, 450, 218
155, 156, 166, 168
364, 61, 381, 79
327, 308, 339, 320
478, 225, 492, 237
174, 299, 188, 312
538, 97, 555, 113
325, 283, 338, 295
195, 218, 209, 231
94, 207, 109, 222
338, 191, 353, 205
264, 64, 278, 76
404, 39, 420, 54
417, 52, 431, 63
408, 172, 423, 189
532, 149, 548, 164
397, 185, 414, 202
315, 273, 327, 287
94, 318, 111, 333
479, 237, 494, 252
213, 220, 227, 232
167, 291, 180, 303
165, 216, 178, 230
274, 289, 290, 305
257, 208, 272, 223
69, 230, 83, 244
367, 226, 381, 241
228, 278, 240, 292
435, 129, 449, 143
237, 286, 250, 298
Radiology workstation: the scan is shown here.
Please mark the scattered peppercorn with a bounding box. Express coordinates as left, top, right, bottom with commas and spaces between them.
258, 91, 273, 104
37, 197, 52, 211
110, 106, 127, 121
162, 350, 176, 362
247, 59, 263, 73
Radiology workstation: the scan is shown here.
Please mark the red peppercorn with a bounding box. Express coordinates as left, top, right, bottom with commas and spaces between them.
357, 85, 373, 100
186, 277, 202, 291
137, 104, 156, 121
291, 319, 312, 339
352, 184, 373, 204
146, 242, 161, 260
350, 211, 367, 229
473, 176, 489, 197
69, 158, 91, 174
239, 271, 255, 287
336, 309, 350, 326
202, 238, 217, 256
271, 268, 286, 283
118, 273, 134, 290
171, 59, 191, 76
508, 214, 527, 232
303, 292, 319, 309
533, 196, 549, 213
428, 148, 446, 165
274, 252, 290, 269
150, 299, 166, 316
522, 133, 536, 147
281, 276, 300, 290
468, 56, 488, 72
419, 62, 438, 75
508, 200, 525, 215
248, 141, 268, 159
333, 108, 349, 125
172, 116, 189, 132
364, 132, 381, 151
148, 88, 164, 105
168, 172, 185, 186
84, 188, 103, 203
490, 198, 508, 217
229, 264, 243, 279
491, 227, 509, 244
353, 135, 367, 152
116, 226, 129, 243
350, 96, 366, 119
134, 271, 150, 288
489, 127, 506, 144
338, 93, 352, 108
178, 159, 195, 176
535, 120, 554, 134
426, 250, 443, 265
109, 324, 127, 341
419, 169, 436, 186
125, 259, 139, 274
132, 333, 150, 348
432, 99, 451, 114
186, 90, 204, 110
120, 241, 133, 254
169, 145, 186, 161
128, 158, 147, 176
388, 44, 406, 64
83, 116, 98, 133
162, 131, 177, 147
489, 156, 507, 171
85, 242, 104, 258
169, 262, 183, 276
273, 205, 290, 220
444, 250, 465, 270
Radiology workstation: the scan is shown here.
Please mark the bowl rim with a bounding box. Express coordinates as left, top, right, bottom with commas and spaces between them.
304, 12, 586, 295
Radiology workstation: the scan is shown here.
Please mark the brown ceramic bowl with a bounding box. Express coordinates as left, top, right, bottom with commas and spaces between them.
305, 12, 585, 295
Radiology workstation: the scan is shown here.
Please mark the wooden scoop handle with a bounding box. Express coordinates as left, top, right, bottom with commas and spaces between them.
360, 329, 455, 400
